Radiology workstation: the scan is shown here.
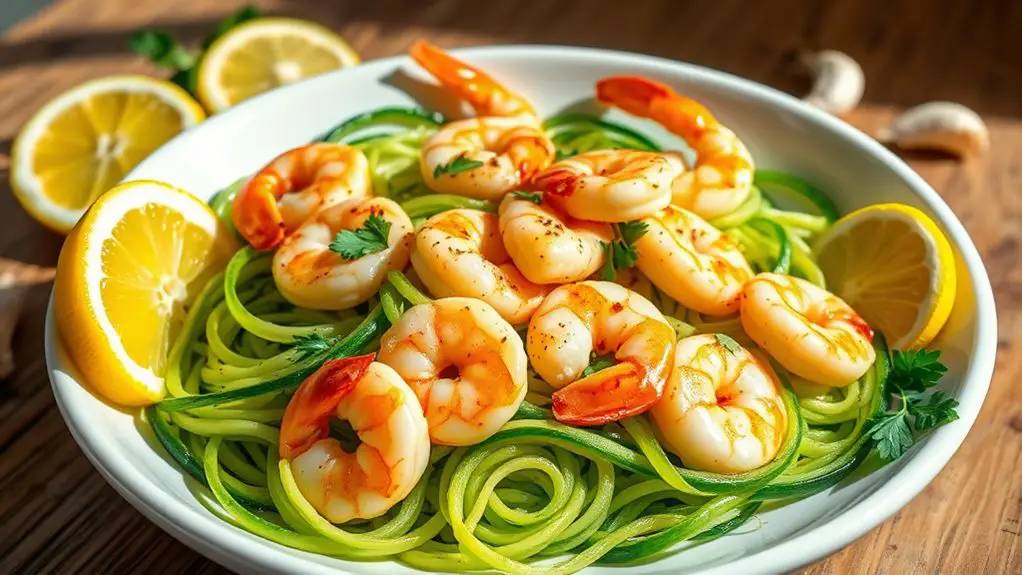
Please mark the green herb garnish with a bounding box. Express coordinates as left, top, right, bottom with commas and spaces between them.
714, 333, 743, 355
598, 220, 649, 280
869, 348, 959, 461
329, 213, 392, 260
433, 156, 484, 179
512, 191, 543, 204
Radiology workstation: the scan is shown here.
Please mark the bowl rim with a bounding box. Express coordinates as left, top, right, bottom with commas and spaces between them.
46, 44, 997, 575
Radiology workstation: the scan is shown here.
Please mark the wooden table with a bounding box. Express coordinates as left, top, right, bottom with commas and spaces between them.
2, 1, 1020, 573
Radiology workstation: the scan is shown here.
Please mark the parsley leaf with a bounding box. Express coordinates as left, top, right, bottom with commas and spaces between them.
554, 148, 578, 162
597, 221, 650, 280
868, 347, 959, 462
617, 220, 649, 245
714, 333, 743, 355
512, 191, 543, 204
868, 408, 914, 461
292, 333, 334, 359
128, 6, 261, 99
581, 354, 617, 377
889, 349, 948, 393
598, 241, 617, 281
907, 391, 960, 430
433, 156, 484, 179
330, 213, 392, 260
129, 30, 196, 70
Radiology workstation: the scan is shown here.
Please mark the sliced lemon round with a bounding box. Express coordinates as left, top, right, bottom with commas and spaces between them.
197, 18, 360, 112
814, 203, 956, 349
10, 76, 205, 234
54, 180, 238, 406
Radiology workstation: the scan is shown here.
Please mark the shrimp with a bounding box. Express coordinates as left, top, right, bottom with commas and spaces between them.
498, 193, 612, 284
409, 41, 555, 199
651, 334, 788, 473
740, 273, 875, 387
280, 354, 430, 523
531, 149, 678, 222
411, 208, 550, 324
597, 76, 754, 220
273, 196, 414, 310
232, 143, 371, 250
377, 297, 528, 445
633, 205, 753, 316
527, 281, 675, 425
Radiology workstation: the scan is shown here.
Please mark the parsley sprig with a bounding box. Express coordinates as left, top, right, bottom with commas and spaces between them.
329, 213, 392, 260
868, 348, 959, 462
433, 156, 484, 179
129, 6, 261, 97
599, 220, 649, 280
581, 354, 617, 377
512, 191, 543, 204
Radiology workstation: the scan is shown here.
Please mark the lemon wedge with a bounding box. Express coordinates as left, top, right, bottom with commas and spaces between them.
10, 76, 205, 234
814, 203, 956, 349
197, 18, 360, 112
54, 181, 238, 406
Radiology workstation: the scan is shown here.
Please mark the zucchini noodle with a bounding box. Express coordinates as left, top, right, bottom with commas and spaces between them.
148, 106, 891, 573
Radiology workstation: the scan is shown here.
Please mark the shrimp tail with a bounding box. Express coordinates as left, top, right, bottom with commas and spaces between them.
409, 40, 535, 118
551, 362, 662, 426
280, 353, 376, 459
596, 76, 718, 138
232, 174, 288, 250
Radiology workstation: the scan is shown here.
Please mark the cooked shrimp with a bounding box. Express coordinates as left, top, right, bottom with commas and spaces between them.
741, 273, 875, 387
498, 193, 612, 284
597, 76, 754, 220
410, 41, 554, 199
527, 281, 675, 425
273, 196, 414, 310
411, 208, 550, 324
232, 143, 371, 250
280, 354, 430, 523
377, 297, 528, 445
531, 149, 678, 222
651, 334, 788, 473
634, 205, 753, 316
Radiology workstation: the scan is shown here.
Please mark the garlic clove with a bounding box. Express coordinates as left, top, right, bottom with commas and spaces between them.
801, 50, 865, 116
877, 101, 989, 157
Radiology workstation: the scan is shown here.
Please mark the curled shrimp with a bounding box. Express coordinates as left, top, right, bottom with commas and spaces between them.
280, 354, 430, 523
741, 273, 875, 387
273, 196, 414, 310
531, 149, 678, 222
498, 193, 612, 284
410, 41, 554, 199
232, 143, 371, 250
411, 208, 550, 324
651, 334, 788, 473
634, 205, 753, 316
597, 76, 754, 220
527, 281, 675, 425
377, 297, 528, 445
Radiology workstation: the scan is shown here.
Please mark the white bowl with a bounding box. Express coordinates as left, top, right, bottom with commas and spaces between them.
47, 45, 997, 575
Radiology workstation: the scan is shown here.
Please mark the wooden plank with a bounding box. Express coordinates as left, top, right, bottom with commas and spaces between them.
0, 1, 1018, 574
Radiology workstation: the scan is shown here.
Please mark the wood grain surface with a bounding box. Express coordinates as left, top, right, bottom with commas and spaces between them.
1, 1, 1020, 573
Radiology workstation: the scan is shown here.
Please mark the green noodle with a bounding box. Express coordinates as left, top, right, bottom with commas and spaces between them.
148, 107, 889, 573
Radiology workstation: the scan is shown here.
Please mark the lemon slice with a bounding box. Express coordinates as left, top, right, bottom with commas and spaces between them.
197, 18, 360, 112
814, 203, 956, 349
10, 76, 205, 234
54, 181, 238, 406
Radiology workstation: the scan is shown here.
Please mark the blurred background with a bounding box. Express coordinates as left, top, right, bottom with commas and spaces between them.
1, 1, 1020, 574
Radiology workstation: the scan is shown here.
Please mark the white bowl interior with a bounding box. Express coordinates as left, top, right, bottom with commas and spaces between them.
47, 46, 996, 575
